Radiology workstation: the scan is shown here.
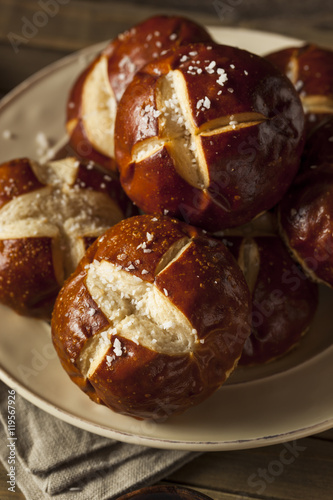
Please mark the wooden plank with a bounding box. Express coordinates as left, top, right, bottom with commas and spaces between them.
0, 0, 219, 52
168, 436, 333, 500
0, 0, 332, 55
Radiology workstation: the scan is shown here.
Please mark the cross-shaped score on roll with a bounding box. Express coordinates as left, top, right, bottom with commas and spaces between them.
0, 158, 123, 284
79, 236, 199, 377
132, 70, 267, 189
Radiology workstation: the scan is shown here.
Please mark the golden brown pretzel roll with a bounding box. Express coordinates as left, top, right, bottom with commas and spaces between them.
66, 15, 213, 171
221, 235, 318, 365
0, 157, 136, 319
115, 42, 305, 231
51, 214, 252, 420
266, 44, 333, 135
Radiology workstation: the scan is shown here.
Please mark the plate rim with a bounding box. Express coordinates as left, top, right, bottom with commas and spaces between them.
1, 354, 332, 451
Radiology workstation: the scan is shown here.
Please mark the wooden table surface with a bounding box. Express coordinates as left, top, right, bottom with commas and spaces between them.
0, 0, 332, 499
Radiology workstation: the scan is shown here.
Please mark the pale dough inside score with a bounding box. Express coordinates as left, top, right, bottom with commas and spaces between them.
81, 238, 200, 378
81, 55, 117, 159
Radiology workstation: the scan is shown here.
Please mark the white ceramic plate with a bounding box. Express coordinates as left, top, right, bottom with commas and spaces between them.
0, 27, 332, 451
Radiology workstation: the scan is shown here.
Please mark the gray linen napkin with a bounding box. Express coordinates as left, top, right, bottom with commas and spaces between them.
0, 381, 199, 499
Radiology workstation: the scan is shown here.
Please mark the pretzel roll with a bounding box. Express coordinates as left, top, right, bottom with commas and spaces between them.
278, 163, 333, 288
0, 157, 135, 319
221, 235, 318, 365
266, 44, 333, 135
66, 15, 212, 171
51, 214, 251, 420
115, 42, 305, 231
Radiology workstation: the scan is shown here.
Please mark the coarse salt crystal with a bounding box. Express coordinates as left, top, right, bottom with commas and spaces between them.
113, 338, 123, 356
203, 96, 211, 109
106, 354, 115, 366
197, 99, 204, 109
205, 61, 216, 73
216, 69, 228, 86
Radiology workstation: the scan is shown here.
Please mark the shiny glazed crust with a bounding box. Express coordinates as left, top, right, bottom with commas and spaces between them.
278, 163, 333, 288
0, 157, 136, 319
51, 214, 252, 420
221, 235, 318, 365
278, 116, 333, 288
115, 42, 305, 231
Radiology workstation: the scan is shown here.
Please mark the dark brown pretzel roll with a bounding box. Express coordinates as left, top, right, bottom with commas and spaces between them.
115, 42, 305, 231
51, 214, 252, 420
0, 157, 135, 319
278, 113, 333, 287
221, 235, 318, 365
266, 44, 333, 135
278, 163, 333, 288
66, 15, 213, 171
